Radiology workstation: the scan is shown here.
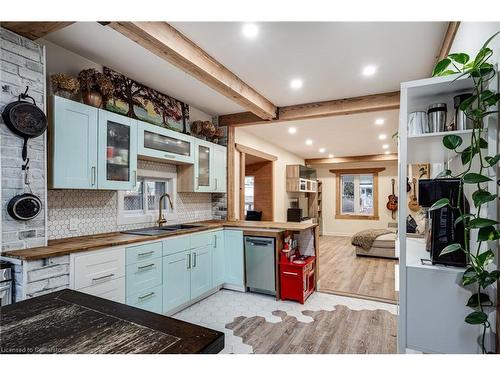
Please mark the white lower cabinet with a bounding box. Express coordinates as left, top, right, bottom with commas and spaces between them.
71, 247, 125, 304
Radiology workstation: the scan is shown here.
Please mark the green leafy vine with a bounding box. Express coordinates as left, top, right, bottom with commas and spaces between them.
431, 31, 500, 354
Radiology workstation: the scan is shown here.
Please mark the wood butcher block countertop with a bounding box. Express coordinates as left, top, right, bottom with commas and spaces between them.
1, 220, 317, 261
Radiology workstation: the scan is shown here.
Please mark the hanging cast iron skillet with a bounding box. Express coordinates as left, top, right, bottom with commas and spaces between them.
7, 160, 42, 221
2, 87, 47, 161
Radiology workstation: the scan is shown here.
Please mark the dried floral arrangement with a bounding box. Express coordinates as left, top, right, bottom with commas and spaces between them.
191, 120, 216, 138
77, 68, 114, 101
50, 73, 80, 95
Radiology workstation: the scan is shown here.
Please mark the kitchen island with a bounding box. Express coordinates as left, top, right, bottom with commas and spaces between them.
0, 289, 224, 354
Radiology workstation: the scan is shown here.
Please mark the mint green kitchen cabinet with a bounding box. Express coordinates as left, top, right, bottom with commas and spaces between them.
224, 230, 244, 288
213, 144, 227, 193
50, 96, 98, 189
194, 139, 215, 192
212, 230, 225, 287
97, 109, 138, 190
126, 284, 163, 314
137, 120, 194, 164
163, 250, 191, 313
190, 245, 213, 300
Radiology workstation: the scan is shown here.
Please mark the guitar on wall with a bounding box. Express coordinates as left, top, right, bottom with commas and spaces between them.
408, 178, 420, 212
386, 178, 398, 219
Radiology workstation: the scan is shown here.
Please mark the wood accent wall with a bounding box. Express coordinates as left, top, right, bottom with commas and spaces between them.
245, 161, 274, 221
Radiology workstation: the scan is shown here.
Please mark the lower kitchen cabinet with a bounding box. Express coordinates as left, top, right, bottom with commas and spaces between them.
163, 250, 191, 313
212, 230, 225, 287
126, 284, 163, 314
224, 230, 244, 289
190, 245, 213, 300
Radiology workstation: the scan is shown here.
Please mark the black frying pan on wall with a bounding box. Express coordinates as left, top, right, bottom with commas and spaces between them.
2, 86, 47, 161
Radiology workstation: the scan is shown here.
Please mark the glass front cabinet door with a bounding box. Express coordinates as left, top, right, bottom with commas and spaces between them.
194, 140, 214, 192
137, 121, 194, 164
98, 110, 138, 190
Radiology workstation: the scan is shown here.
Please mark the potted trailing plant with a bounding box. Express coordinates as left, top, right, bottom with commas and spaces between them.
50, 73, 80, 99
77, 68, 114, 108
431, 31, 500, 354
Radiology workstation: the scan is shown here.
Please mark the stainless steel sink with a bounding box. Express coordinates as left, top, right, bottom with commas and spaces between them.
121, 224, 204, 236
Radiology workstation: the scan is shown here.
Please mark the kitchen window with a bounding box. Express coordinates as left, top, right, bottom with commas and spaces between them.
331, 167, 385, 220
117, 174, 176, 225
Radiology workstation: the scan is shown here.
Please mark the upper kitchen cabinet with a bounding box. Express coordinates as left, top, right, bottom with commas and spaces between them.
49, 96, 98, 189
97, 110, 138, 190
177, 139, 227, 193
137, 121, 194, 164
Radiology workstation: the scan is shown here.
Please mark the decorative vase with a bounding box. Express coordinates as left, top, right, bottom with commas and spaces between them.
55, 89, 73, 99
82, 91, 103, 108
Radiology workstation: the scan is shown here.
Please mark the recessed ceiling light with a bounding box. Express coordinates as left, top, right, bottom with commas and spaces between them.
384, 150, 391, 155
382, 144, 389, 149
362, 65, 377, 76
319, 148, 325, 153
375, 118, 385, 125
290, 79, 303, 90
242, 23, 259, 39
305, 139, 313, 146
378, 134, 387, 140
328, 154, 334, 158
288, 127, 297, 134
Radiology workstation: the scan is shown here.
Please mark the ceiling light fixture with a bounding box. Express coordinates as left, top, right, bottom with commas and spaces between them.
382, 144, 389, 149
362, 65, 377, 76
375, 118, 385, 125
305, 139, 313, 146
328, 154, 334, 158
290, 79, 303, 90
242, 23, 259, 39
288, 127, 297, 134
319, 148, 325, 153
378, 134, 387, 140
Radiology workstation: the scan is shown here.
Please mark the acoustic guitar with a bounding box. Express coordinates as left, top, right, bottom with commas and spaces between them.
408, 178, 420, 212
386, 178, 398, 219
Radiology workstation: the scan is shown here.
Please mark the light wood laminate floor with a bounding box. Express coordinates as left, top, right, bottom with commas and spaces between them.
318, 236, 398, 304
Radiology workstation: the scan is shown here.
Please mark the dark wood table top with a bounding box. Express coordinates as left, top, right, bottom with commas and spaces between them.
0, 289, 224, 354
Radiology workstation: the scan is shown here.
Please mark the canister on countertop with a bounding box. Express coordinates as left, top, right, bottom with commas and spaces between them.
428, 103, 447, 133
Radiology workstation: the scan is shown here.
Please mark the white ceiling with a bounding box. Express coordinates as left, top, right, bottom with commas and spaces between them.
172, 22, 448, 106
44, 22, 245, 115
242, 110, 399, 159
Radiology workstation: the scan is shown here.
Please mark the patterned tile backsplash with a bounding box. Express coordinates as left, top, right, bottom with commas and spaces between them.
47, 160, 218, 239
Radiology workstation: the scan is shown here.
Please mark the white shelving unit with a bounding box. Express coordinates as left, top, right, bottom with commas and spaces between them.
398, 71, 498, 354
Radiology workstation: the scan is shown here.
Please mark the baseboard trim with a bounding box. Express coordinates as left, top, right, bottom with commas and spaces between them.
321, 231, 354, 237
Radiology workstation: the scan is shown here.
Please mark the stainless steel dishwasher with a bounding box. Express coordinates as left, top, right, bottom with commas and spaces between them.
244, 236, 276, 296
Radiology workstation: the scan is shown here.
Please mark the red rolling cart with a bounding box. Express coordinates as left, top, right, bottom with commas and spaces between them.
279, 256, 316, 304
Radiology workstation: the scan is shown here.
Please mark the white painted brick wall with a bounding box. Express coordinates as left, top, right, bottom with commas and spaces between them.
0, 27, 46, 252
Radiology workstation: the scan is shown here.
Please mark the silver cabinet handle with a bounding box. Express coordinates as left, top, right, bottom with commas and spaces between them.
193, 252, 197, 268
138, 291, 155, 300
137, 263, 155, 270
163, 154, 176, 159
283, 271, 298, 276
215, 178, 218, 190
133, 170, 137, 185
187, 253, 191, 269
91, 166, 96, 186
138, 250, 154, 257
92, 273, 114, 281
214, 234, 217, 248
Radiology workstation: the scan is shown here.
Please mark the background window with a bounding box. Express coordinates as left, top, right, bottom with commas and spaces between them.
244, 176, 254, 213
333, 168, 383, 220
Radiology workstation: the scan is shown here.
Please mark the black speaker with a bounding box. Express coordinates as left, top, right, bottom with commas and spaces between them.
287, 208, 302, 222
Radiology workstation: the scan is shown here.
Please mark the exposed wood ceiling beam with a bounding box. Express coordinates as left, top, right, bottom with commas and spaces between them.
1, 22, 74, 40
305, 153, 398, 166
219, 91, 400, 127
329, 167, 386, 174
436, 22, 461, 63
108, 22, 277, 120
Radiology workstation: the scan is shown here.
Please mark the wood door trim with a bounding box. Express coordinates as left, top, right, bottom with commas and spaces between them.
239, 152, 246, 220
333, 168, 382, 220
235, 143, 277, 161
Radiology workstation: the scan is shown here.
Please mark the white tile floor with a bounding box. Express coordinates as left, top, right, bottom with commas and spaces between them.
173, 289, 398, 354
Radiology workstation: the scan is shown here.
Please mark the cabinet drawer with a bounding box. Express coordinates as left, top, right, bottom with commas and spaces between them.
73, 247, 125, 290
78, 277, 125, 304
126, 257, 162, 296
126, 241, 162, 265
190, 232, 213, 249
126, 284, 163, 314
163, 236, 191, 257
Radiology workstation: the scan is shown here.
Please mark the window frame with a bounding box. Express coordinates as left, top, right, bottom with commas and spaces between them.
117, 169, 177, 225
330, 167, 385, 221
